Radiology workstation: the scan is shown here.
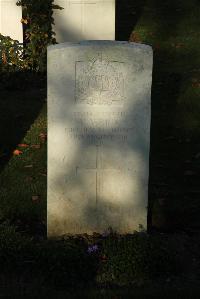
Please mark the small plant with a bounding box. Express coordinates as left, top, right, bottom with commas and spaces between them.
0, 34, 24, 71
0, 1, 62, 72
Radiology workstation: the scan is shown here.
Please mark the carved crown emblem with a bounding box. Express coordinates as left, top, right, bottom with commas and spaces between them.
75, 59, 125, 105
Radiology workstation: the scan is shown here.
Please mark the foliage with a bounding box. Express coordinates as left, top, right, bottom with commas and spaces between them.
0, 34, 24, 71
0, 224, 98, 288
97, 232, 185, 286
0, 222, 32, 270
37, 238, 98, 287
0, 0, 200, 293
0, 1, 61, 72
0, 226, 191, 290
15, 0, 62, 71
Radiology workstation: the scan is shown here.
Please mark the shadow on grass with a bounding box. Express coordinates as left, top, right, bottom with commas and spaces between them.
147, 2, 200, 232
116, 0, 146, 41
1, 223, 199, 295
0, 0, 200, 235
0, 224, 99, 292
123, 0, 200, 232
0, 71, 46, 173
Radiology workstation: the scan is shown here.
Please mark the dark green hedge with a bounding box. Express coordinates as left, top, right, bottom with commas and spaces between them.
0, 223, 190, 288
0, 1, 62, 72
17, 0, 62, 71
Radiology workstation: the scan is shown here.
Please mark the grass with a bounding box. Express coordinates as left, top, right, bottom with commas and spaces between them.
0, 73, 47, 234
0, 222, 199, 296
128, 0, 200, 231
1, 0, 199, 233
0, 0, 200, 295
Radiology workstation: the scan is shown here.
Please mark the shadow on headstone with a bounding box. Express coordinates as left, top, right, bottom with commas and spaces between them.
47, 41, 152, 236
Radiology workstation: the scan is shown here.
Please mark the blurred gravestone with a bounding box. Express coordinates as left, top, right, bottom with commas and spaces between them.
53, 0, 115, 42
0, 0, 23, 42
48, 41, 153, 236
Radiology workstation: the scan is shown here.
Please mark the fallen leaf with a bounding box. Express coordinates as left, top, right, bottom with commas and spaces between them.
18, 143, 29, 148
32, 195, 39, 202
192, 82, 200, 88
24, 165, 33, 168
39, 133, 47, 138
129, 31, 142, 43
21, 18, 28, 24
39, 172, 47, 176
171, 43, 184, 48
2, 51, 7, 64
175, 43, 184, 48
13, 149, 22, 156
25, 32, 30, 40
39, 133, 47, 143
100, 255, 108, 262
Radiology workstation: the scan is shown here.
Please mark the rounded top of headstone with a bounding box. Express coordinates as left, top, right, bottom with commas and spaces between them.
48, 40, 152, 53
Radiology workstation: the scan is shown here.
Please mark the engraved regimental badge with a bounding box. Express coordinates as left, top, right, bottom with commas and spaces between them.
75, 59, 125, 105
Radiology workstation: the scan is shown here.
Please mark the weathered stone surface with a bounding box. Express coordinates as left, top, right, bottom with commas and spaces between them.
48, 41, 153, 236
0, 0, 23, 42
53, 0, 115, 42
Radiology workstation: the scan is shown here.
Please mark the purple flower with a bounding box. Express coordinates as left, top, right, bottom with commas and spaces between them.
87, 244, 99, 254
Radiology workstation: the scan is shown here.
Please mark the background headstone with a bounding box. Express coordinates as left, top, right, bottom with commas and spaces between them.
53, 0, 115, 42
0, 0, 23, 42
48, 41, 153, 236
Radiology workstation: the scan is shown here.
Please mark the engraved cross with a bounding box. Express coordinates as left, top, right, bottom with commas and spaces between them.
76, 145, 120, 204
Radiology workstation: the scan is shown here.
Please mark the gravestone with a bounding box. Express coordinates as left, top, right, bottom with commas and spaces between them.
53, 0, 115, 42
48, 41, 153, 236
0, 0, 23, 42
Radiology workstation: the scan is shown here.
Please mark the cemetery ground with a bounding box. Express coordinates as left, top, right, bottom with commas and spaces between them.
0, 0, 200, 297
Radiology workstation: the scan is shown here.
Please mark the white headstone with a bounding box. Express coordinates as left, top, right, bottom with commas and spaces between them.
48, 41, 153, 237
53, 0, 115, 42
0, 0, 23, 42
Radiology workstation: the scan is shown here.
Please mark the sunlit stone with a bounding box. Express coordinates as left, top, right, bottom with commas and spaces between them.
0, 0, 23, 42
48, 41, 153, 236
53, 0, 115, 42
